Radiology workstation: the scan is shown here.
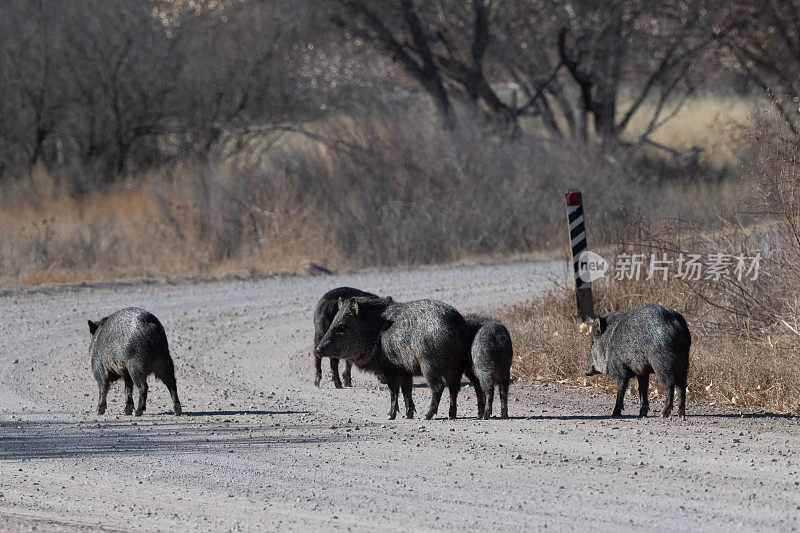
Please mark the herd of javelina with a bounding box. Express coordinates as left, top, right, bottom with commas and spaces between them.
87, 287, 691, 420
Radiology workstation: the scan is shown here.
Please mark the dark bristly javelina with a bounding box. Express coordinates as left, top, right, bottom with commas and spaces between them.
583, 304, 690, 418
313, 287, 378, 388
316, 297, 471, 420
87, 307, 181, 416
464, 314, 513, 419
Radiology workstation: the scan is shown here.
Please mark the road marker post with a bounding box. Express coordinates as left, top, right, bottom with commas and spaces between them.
566, 190, 595, 321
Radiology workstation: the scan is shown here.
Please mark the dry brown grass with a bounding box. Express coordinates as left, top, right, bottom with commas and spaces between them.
0, 166, 344, 285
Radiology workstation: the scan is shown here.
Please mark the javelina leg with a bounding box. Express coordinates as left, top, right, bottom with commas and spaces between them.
483, 387, 495, 420
464, 368, 485, 418
676, 384, 686, 418
400, 375, 415, 419
612, 376, 630, 417
96, 378, 110, 415
330, 358, 343, 389
424, 375, 446, 420
477, 373, 493, 420
499, 380, 509, 419
132, 376, 148, 416
342, 361, 353, 388
155, 362, 182, 416
637, 374, 650, 418
385, 373, 400, 420
123, 372, 135, 416
662, 380, 675, 418
447, 380, 461, 419
314, 353, 323, 388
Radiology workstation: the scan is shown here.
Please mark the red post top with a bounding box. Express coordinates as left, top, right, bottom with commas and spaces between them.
566, 191, 582, 206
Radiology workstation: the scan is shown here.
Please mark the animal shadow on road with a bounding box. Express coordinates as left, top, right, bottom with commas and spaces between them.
0, 418, 342, 461
527, 412, 792, 421
527, 414, 640, 421
180, 410, 308, 417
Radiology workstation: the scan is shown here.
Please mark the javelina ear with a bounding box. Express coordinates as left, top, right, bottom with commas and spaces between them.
347, 297, 360, 316
88, 320, 99, 335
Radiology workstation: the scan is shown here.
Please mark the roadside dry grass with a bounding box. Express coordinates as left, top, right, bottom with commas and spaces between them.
0, 167, 344, 285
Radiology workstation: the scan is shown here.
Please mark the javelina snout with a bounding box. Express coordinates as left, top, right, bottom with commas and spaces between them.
583, 304, 690, 418
88, 307, 182, 417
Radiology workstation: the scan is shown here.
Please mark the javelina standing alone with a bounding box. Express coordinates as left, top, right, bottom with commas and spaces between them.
583, 304, 690, 418
464, 314, 513, 419
316, 297, 471, 420
87, 307, 182, 416
313, 287, 378, 388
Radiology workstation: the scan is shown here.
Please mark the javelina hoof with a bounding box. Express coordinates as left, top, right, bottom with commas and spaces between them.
424, 410, 436, 420
343, 378, 352, 387
135, 409, 145, 417
333, 380, 343, 389
662, 406, 672, 418
314, 375, 321, 388
611, 411, 623, 418
124, 403, 134, 416
500, 410, 508, 419
174, 403, 182, 416
638, 407, 649, 418
97, 404, 106, 415
386, 412, 396, 420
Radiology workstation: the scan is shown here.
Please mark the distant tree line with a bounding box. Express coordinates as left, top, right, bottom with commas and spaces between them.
0, 0, 798, 189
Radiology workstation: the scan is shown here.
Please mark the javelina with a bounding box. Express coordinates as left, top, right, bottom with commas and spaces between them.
464, 314, 513, 419
316, 297, 471, 420
583, 304, 690, 418
313, 287, 378, 388
87, 307, 182, 416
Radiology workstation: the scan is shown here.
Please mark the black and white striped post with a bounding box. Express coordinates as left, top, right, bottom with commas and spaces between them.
566, 190, 595, 321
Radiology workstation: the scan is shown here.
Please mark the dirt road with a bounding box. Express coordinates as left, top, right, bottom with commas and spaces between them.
1, 259, 798, 532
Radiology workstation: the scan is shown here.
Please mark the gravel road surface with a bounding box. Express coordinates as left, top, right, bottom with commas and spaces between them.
1, 259, 798, 531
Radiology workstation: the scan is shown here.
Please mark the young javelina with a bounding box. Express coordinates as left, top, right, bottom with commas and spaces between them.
583, 304, 690, 418
464, 314, 513, 419
316, 297, 471, 420
87, 307, 182, 416
313, 287, 379, 388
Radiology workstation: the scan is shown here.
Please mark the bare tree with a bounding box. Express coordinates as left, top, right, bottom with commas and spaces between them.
722, 0, 800, 135
0, 1, 67, 182
330, 0, 722, 149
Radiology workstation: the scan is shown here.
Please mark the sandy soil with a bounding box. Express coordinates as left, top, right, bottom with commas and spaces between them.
0, 259, 798, 532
